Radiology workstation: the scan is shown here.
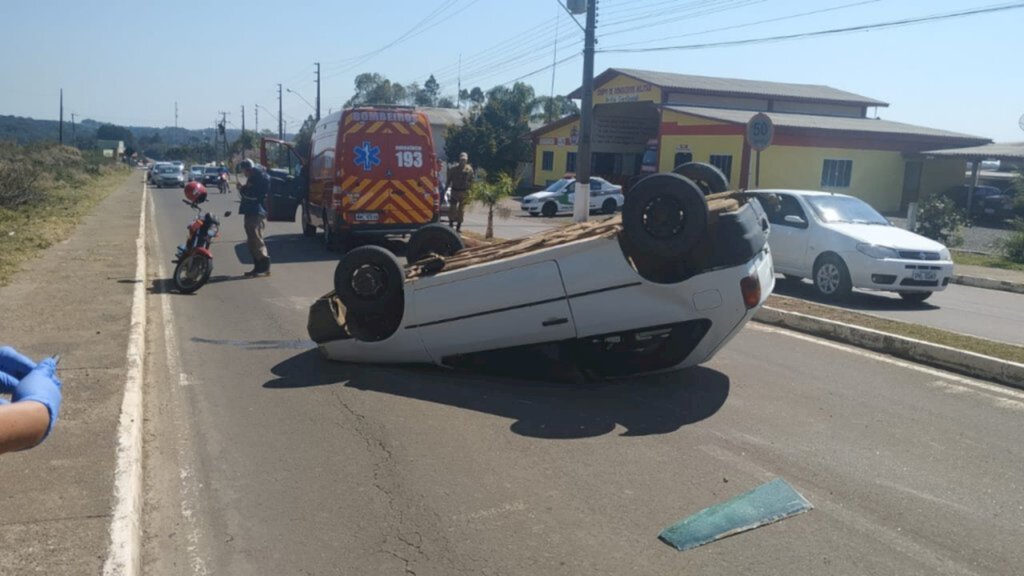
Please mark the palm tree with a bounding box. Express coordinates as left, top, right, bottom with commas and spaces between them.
470, 170, 516, 239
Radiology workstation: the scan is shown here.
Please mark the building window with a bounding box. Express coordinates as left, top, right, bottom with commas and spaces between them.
673, 152, 693, 168
821, 159, 853, 188
566, 152, 577, 173
709, 154, 733, 181
541, 151, 554, 171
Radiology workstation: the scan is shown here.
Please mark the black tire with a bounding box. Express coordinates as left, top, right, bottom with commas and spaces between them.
672, 162, 729, 195
601, 198, 617, 215
899, 291, 933, 303
173, 253, 212, 294
542, 201, 558, 218
322, 210, 350, 252
813, 254, 852, 300
621, 173, 708, 261
301, 203, 316, 237
406, 223, 465, 264
334, 245, 404, 316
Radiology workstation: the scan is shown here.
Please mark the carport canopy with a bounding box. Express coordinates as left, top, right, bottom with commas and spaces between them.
918, 142, 1024, 213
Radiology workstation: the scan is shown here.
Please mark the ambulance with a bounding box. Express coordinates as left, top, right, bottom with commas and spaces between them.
261, 106, 441, 250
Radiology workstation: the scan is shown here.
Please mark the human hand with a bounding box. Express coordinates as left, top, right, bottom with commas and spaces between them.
0, 346, 37, 380
12, 358, 62, 441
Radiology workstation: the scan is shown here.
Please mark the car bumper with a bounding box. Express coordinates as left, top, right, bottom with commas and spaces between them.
521, 203, 541, 214
843, 252, 954, 292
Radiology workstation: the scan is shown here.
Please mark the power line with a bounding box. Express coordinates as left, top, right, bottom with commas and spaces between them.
598, 1, 1024, 53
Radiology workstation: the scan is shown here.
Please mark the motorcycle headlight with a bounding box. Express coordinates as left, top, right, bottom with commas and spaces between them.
856, 243, 899, 259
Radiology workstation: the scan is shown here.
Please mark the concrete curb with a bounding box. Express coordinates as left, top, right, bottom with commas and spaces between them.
753, 306, 1024, 391
952, 274, 1024, 295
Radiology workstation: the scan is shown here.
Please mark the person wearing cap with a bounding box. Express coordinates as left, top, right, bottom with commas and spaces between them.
238, 159, 272, 277
446, 152, 474, 232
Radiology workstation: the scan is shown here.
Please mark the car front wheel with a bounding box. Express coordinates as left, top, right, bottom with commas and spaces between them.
813, 255, 852, 300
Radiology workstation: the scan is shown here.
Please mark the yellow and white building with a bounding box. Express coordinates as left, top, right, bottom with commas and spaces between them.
531, 68, 990, 214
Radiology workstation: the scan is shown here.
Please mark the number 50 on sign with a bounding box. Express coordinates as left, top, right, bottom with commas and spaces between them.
746, 113, 774, 151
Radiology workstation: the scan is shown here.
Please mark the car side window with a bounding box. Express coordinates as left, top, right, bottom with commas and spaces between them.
761, 194, 808, 228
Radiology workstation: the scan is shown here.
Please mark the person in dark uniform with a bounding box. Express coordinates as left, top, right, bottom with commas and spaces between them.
238, 159, 271, 277
446, 152, 474, 233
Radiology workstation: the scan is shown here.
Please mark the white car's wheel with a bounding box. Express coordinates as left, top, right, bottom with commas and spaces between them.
672, 162, 729, 195
334, 246, 404, 316
813, 254, 852, 300
622, 173, 708, 261
542, 202, 558, 218
406, 223, 464, 265
601, 198, 617, 214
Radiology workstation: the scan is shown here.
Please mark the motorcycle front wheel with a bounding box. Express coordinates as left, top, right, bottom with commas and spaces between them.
173, 253, 213, 294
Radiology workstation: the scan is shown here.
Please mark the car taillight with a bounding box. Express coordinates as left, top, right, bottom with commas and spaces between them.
741, 273, 761, 310
331, 185, 343, 210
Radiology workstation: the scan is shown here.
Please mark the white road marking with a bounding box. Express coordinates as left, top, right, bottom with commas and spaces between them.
103, 179, 148, 576
748, 323, 1024, 406
151, 188, 210, 575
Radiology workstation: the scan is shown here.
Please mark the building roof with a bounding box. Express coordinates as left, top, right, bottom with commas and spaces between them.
918, 142, 1024, 162
664, 106, 989, 144
419, 107, 467, 126
569, 68, 889, 107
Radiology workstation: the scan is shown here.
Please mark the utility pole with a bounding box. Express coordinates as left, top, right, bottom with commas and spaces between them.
217, 111, 230, 157
70, 113, 77, 147
315, 62, 321, 121
175, 101, 179, 129
277, 83, 283, 141
550, 8, 560, 123
255, 105, 259, 133
457, 53, 462, 108
573, 0, 597, 223
59, 89, 64, 145
241, 105, 246, 132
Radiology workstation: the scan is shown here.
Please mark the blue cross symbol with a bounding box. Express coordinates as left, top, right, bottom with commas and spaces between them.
353, 141, 381, 172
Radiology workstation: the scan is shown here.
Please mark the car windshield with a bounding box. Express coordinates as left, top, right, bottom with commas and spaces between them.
805, 195, 889, 225
544, 179, 572, 193
205, 168, 220, 174
158, 166, 177, 173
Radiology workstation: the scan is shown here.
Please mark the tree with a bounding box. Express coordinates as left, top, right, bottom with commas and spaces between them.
293, 115, 317, 161
469, 170, 516, 239
346, 73, 408, 106
446, 82, 536, 181
230, 130, 259, 156
96, 124, 135, 148
423, 75, 440, 107
531, 95, 579, 123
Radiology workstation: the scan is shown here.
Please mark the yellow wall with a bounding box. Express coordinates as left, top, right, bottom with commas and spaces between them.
533, 120, 580, 186
659, 134, 745, 180
754, 147, 907, 212
593, 74, 662, 105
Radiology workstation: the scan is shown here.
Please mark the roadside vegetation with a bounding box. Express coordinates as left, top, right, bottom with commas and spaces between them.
0, 142, 128, 285
767, 295, 1024, 365
952, 249, 1024, 271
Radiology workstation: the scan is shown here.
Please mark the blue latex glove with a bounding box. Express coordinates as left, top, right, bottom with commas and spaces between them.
12, 358, 62, 441
0, 346, 37, 382
0, 369, 18, 394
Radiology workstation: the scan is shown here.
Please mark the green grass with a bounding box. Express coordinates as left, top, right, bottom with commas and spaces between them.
951, 250, 1024, 272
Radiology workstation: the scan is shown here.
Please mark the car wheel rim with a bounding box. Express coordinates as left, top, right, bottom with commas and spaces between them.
816, 264, 839, 294
351, 265, 386, 298
641, 196, 685, 239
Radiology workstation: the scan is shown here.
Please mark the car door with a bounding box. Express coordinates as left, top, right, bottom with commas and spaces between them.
411, 260, 577, 363
757, 193, 811, 274
260, 137, 306, 222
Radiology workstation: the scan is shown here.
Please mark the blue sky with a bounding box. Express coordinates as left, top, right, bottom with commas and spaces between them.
2, 0, 1022, 141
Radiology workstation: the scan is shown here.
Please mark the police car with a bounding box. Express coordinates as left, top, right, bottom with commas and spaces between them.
520, 176, 624, 217
307, 167, 775, 380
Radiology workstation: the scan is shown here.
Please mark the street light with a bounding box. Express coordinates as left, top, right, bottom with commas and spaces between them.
286, 88, 316, 113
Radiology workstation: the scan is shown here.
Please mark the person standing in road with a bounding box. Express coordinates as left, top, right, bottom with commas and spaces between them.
238, 159, 271, 277
446, 152, 474, 233
0, 346, 62, 455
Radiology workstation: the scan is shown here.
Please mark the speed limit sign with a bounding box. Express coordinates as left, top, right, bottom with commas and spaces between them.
746, 113, 774, 151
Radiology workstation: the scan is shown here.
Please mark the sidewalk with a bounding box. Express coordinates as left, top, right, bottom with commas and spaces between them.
954, 263, 1024, 294
0, 172, 142, 575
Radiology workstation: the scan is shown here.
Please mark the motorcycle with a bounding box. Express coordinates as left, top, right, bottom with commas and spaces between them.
173, 196, 230, 294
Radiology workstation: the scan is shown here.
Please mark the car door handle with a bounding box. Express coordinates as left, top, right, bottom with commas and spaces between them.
542, 317, 569, 327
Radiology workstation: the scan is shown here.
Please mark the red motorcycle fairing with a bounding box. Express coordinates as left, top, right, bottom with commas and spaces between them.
195, 247, 214, 259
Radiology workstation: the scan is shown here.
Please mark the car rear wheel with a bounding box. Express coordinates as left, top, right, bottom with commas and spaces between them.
898, 291, 932, 303
672, 162, 730, 195
601, 198, 618, 214
334, 245, 404, 316
542, 202, 557, 218
406, 223, 464, 264
813, 254, 852, 300
622, 173, 708, 262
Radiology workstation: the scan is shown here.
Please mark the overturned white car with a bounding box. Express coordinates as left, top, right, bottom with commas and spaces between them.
308, 167, 775, 379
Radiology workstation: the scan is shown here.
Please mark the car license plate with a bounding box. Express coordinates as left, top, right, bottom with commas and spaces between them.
354, 212, 379, 222
912, 270, 937, 281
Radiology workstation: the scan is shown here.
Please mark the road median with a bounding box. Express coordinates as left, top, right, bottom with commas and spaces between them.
755, 295, 1024, 390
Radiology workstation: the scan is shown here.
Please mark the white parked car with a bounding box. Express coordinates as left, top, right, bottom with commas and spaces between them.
521, 176, 624, 217
749, 189, 953, 303
308, 171, 775, 379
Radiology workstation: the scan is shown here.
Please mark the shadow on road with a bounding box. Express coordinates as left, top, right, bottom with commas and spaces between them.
233, 234, 410, 265
773, 277, 938, 311
263, 349, 730, 440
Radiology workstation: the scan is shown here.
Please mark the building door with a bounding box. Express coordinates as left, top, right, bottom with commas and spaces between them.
900, 160, 923, 214
673, 152, 693, 169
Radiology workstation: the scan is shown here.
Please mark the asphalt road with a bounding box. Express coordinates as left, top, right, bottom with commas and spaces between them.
773, 279, 1024, 346
141, 185, 1024, 575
